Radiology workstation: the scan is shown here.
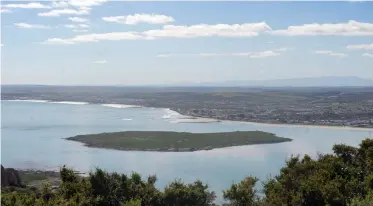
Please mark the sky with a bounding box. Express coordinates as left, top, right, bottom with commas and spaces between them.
1, 1, 373, 85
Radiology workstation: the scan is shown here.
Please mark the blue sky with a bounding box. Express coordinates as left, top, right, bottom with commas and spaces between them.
1, 1, 373, 85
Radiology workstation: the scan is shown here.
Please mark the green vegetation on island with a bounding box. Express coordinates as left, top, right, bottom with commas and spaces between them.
2, 138, 373, 206
66, 131, 291, 152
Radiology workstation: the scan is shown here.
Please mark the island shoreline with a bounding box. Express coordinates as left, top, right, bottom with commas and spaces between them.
65, 139, 292, 153
65, 131, 292, 152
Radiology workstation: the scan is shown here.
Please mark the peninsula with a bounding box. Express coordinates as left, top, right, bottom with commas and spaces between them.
66, 131, 292, 152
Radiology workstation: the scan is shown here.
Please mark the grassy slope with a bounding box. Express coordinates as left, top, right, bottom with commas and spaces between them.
66, 131, 292, 152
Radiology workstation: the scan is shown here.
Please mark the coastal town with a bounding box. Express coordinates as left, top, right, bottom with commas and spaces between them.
167, 89, 373, 128
173, 105, 373, 128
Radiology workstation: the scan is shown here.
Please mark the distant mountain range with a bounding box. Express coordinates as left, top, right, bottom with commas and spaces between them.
172, 76, 373, 87
2, 76, 373, 88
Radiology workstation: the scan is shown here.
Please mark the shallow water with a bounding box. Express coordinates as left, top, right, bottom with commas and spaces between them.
1, 100, 372, 201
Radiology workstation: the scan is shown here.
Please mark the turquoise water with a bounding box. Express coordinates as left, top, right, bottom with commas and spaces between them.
1, 100, 372, 201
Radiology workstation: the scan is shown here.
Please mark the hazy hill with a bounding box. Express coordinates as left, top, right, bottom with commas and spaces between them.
2, 76, 373, 88
181, 76, 373, 87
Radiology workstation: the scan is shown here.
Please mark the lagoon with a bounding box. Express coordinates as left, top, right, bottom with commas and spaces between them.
1, 100, 372, 201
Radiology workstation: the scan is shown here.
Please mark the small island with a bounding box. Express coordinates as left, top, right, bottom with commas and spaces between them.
66, 131, 292, 152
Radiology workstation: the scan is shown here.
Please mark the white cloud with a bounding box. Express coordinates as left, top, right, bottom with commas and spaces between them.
205, 48, 289, 58
144, 22, 271, 38
72, 29, 89, 33
38, 8, 90, 17
50, 0, 107, 8
363, 53, 373, 58
156, 53, 176, 58
79, 24, 90, 28
1, 9, 12, 13
329, 53, 348, 57
198, 53, 227, 57
271, 20, 373, 36
72, 32, 144, 42
198, 52, 252, 57
64, 24, 78, 29
1, 44, 3, 47
250, 50, 280, 58
196, 52, 272, 57
157, 49, 287, 59
14, 23, 50, 29
3, 3, 51, 9
43, 38, 75, 45
157, 53, 228, 58
103, 14, 175, 25
275, 47, 293, 52
68, 17, 88, 23
92, 60, 107, 64
346, 43, 373, 50
40, 0, 107, 17
64, 24, 89, 29
51, 1, 70, 8
313, 50, 331, 54
42, 22, 271, 44
43, 32, 143, 45
68, 0, 108, 8
313, 50, 348, 57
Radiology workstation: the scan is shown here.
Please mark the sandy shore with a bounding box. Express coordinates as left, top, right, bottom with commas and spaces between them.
171, 110, 373, 131
234, 120, 373, 131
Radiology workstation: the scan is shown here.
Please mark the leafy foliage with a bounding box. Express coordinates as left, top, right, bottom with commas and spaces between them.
223, 177, 261, 206
163, 179, 216, 206
2, 138, 373, 206
261, 138, 373, 206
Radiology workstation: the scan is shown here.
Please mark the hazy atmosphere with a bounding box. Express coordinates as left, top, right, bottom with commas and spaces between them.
1, 1, 373, 85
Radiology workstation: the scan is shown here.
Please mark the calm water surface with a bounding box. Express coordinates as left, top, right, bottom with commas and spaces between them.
1, 100, 372, 201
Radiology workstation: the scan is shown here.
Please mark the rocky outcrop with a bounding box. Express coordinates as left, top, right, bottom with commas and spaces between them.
1, 165, 7, 186
1, 165, 24, 187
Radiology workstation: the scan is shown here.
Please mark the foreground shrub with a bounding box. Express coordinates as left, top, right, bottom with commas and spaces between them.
262, 139, 373, 206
